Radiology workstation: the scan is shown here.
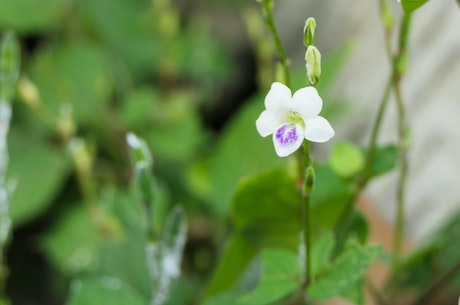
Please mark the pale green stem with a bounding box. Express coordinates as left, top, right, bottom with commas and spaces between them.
391, 13, 412, 274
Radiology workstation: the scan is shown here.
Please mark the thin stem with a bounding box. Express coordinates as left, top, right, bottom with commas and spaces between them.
391, 13, 412, 274
259, 0, 290, 86
333, 70, 394, 246
301, 142, 312, 286
411, 260, 460, 305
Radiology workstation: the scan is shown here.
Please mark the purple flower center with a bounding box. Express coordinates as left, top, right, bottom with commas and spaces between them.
276, 124, 298, 146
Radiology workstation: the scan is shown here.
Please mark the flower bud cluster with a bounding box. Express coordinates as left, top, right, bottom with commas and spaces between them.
303, 18, 321, 86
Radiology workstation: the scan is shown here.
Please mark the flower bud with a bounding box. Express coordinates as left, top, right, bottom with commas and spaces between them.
305, 45, 321, 85
18, 77, 40, 108
304, 166, 315, 194
303, 17, 317, 47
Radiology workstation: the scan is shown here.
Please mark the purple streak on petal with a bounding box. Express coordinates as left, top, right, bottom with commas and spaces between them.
276, 124, 298, 146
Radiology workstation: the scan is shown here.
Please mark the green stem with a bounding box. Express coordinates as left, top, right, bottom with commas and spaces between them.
301, 142, 312, 287
259, 0, 290, 86
391, 13, 412, 274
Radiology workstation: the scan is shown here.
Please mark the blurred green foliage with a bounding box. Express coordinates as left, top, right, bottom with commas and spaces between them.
0, 0, 453, 304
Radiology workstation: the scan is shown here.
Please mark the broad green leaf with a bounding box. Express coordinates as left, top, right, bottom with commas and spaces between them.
311, 233, 335, 276
7, 138, 70, 224
231, 168, 300, 249
401, 0, 429, 13
329, 141, 364, 178
67, 276, 146, 305
204, 235, 258, 299
307, 244, 380, 300
40, 205, 99, 275
204, 168, 300, 299
0, 0, 71, 33
342, 279, 364, 305
29, 43, 113, 125
207, 94, 286, 216
239, 250, 299, 305
369, 145, 399, 178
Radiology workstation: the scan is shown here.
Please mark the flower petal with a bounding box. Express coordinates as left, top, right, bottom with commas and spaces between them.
265, 82, 292, 112
291, 86, 322, 119
256, 110, 281, 137
304, 116, 335, 143
273, 123, 304, 157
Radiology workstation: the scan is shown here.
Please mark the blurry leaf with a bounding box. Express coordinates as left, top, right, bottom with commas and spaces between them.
232, 168, 300, 249
204, 235, 258, 299
401, 0, 429, 12
94, 191, 152, 299
329, 141, 364, 178
178, 24, 234, 86
393, 209, 460, 293
310, 164, 352, 231
239, 250, 299, 305
342, 280, 364, 305
29, 43, 113, 125
369, 145, 399, 178
205, 168, 300, 299
343, 210, 369, 245
41, 205, 99, 275
7, 138, 70, 224
67, 276, 146, 305
311, 233, 335, 276
207, 94, 286, 216
0, 0, 71, 33
203, 291, 245, 305
307, 244, 380, 300
77, 0, 161, 78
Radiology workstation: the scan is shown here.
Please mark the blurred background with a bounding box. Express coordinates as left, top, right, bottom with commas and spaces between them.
0, 0, 459, 304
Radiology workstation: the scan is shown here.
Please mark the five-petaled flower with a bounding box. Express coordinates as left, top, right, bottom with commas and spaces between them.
256, 82, 334, 157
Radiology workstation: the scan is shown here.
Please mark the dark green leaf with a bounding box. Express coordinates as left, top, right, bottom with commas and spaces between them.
307, 244, 380, 300
239, 250, 299, 305
401, 0, 429, 13
7, 140, 70, 224
369, 145, 399, 178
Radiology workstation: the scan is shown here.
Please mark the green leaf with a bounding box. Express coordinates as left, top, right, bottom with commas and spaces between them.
204, 235, 258, 299
311, 233, 335, 276
40, 205, 100, 275
206, 94, 286, 216
307, 244, 380, 300
67, 276, 147, 305
231, 168, 300, 249
204, 168, 300, 299
29, 42, 114, 125
0, 0, 71, 33
7, 139, 70, 224
401, 0, 429, 13
239, 249, 299, 305
329, 141, 365, 178
369, 145, 399, 178
77, 0, 161, 78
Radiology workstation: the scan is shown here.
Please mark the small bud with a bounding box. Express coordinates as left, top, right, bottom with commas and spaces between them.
304, 166, 315, 194
305, 45, 321, 85
303, 17, 317, 47
18, 77, 40, 108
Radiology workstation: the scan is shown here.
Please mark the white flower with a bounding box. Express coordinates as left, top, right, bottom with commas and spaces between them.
256, 82, 334, 157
